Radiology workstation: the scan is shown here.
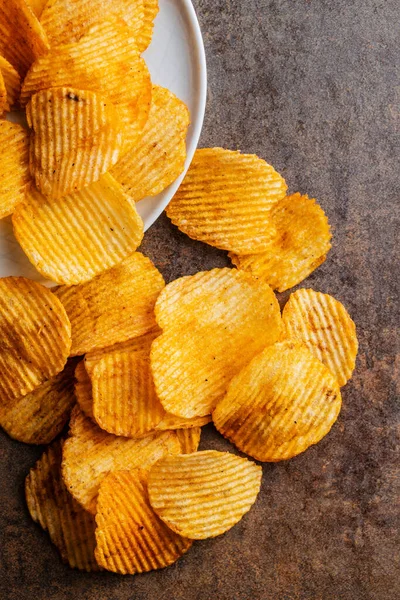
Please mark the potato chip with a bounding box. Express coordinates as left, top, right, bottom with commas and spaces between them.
281, 288, 358, 386
111, 85, 190, 201
54, 252, 165, 355
151, 268, 281, 418
176, 428, 201, 454
26, 0, 48, 18
148, 451, 262, 539
95, 469, 192, 574
0, 358, 78, 445
213, 341, 342, 461
13, 173, 144, 285
166, 148, 287, 253
25, 440, 99, 571
140, 0, 159, 52
0, 277, 71, 403
229, 193, 332, 292
0, 121, 31, 219
74, 361, 94, 420
0, 0, 49, 76
62, 406, 181, 513
156, 414, 211, 431
0, 55, 20, 112
27, 86, 122, 198
40, 0, 146, 49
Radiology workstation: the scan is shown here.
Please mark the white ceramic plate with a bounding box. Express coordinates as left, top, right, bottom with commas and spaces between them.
0, 0, 207, 282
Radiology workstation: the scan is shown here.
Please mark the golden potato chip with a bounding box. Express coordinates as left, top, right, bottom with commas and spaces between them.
95, 469, 192, 574
27, 86, 122, 198
0, 0, 49, 76
74, 361, 94, 420
25, 440, 99, 571
0, 121, 31, 219
40, 0, 146, 49
111, 85, 190, 201
0, 55, 20, 112
26, 0, 48, 18
151, 268, 281, 418
54, 252, 165, 355
166, 148, 287, 253
156, 414, 211, 431
176, 428, 201, 454
148, 451, 262, 539
213, 341, 342, 462
0, 277, 71, 403
13, 173, 144, 285
229, 193, 332, 292
0, 358, 78, 445
62, 406, 181, 513
281, 288, 358, 386
140, 0, 159, 52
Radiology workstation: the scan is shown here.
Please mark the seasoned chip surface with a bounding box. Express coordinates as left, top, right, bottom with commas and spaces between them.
25, 440, 99, 571
166, 148, 287, 253
0, 121, 31, 219
213, 341, 342, 461
54, 253, 165, 355
0, 277, 71, 403
74, 361, 94, 420
230, 193, 332, 292
95, 469, 192, 574
148, 451, 262, 539
176, 428, 202, 454
151, 268, 281, 418
0, 55, 20, 112
281, 288, 358, 386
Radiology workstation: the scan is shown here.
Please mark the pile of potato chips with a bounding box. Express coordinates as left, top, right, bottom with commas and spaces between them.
0, 0, 358, 577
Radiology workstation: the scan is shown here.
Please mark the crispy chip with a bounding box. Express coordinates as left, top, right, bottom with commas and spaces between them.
0, 55, 20, 112
140, 0, 159, 52
156, 414, 211, 431
0, 121, 30, 219
213, 341, 342, 461
25, 440, 99, 571
13, 173, 144, 285
166, 148, 287, 253
26, 0, 48, 18
55, 253, 165, 355
27, 86, 122, 198
0, 277, 71, 402
229, 193, 332, 292
176, 428, 201, 454
151, 268, 281, 418
40, 0, 146, 48
111, 85, 190, 201
74, 361, 94, 420
0, 358, 78, 445
62, 406, 181, 513
0, 0, 49, 76
148, 451, 262, 539
281, 288, 358, 386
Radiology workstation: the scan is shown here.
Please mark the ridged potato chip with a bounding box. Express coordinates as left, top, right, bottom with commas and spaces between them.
74, 361, 94, 420
0, 277, 71, 402
0, 0, 49, 76
140, 0, 159, 52
213, 341, 342, 462
0, 358, 77, 445
13, 173, 144, 285
176, 428, 201, 454
156, 414, 211, 431
166, 148, 287, 253
281, 288, 358, 386
151, 268, 282, 418
0, 55, 20, 113
0, 121, 31, 219
95, 469, 192, 574
26, 0, 48, 18
111, 85, 190, 201
40, 0, 150, 50
55, 253, 165, 355
27, 86, 122, 198
230, 193, 332, 292
25, 440, 99, 571
148, 451, 262, 539
62, 406, 181, 513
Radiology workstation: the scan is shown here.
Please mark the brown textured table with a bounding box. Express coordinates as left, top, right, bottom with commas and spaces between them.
1, 1, 399, 599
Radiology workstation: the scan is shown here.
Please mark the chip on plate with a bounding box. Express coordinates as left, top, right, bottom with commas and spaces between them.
151, 268, 281, 418
62, 406, 181, 513
281, 288, 358, 386
213, 341, 342, 461
0, 277, 71, 403
0, 358, 78, 445
166, 148, 287, 253
13, 173, 144, 285
230, 193, 332, 292
25, 440, 99, 571
74, 361, 94, 420
176, 428, 202, 454
27, 86, 122, 198
0, 121, 31, 219
111, 85, 190, 201
95, 469, 192, 574
148, 451, 262, 539
0, 55, 20, 113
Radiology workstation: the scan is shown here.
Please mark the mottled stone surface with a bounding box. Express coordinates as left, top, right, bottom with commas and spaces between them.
1, 1, 399, 599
